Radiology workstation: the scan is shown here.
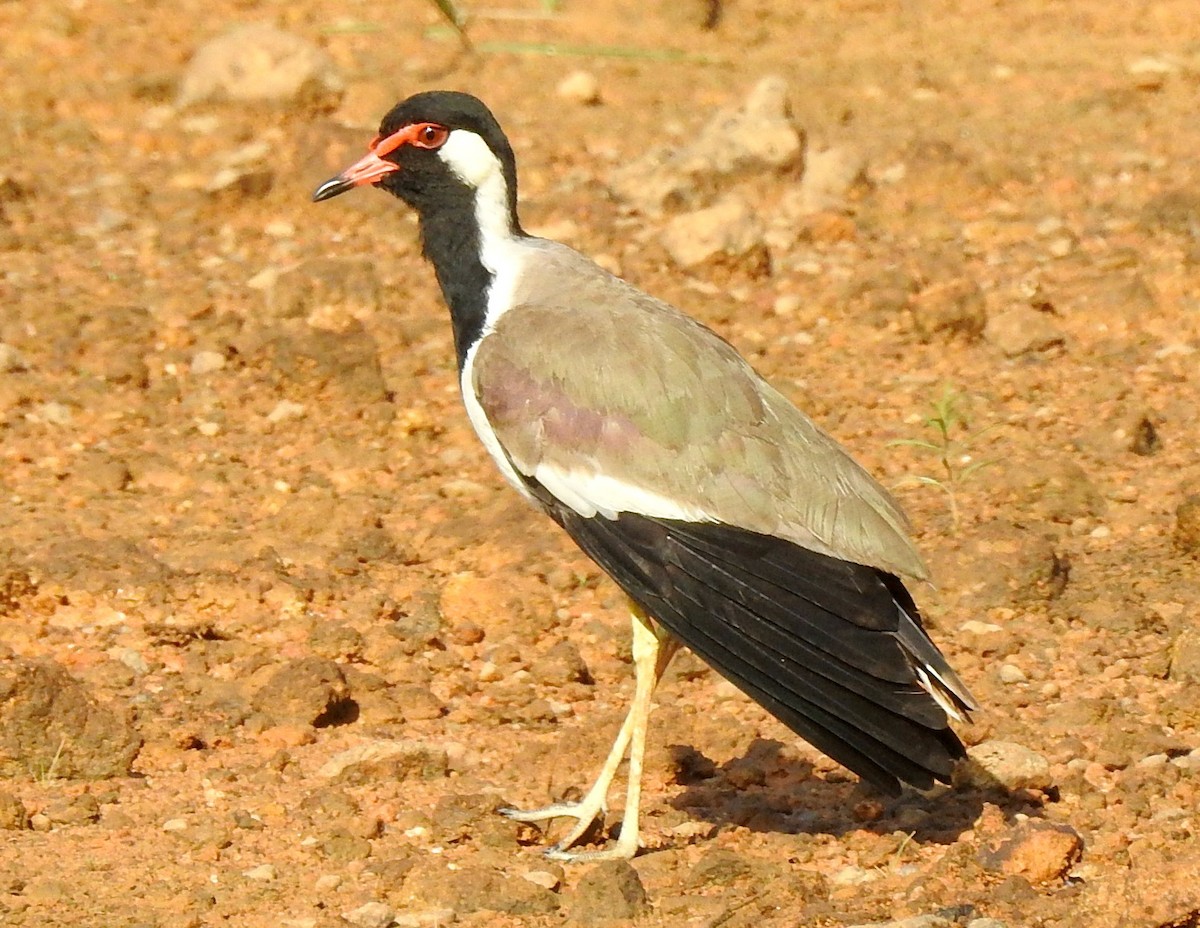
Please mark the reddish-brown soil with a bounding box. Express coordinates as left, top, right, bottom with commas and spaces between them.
2, 2, 1199, 927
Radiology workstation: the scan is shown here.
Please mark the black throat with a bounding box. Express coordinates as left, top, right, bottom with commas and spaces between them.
412, 180, 495, 371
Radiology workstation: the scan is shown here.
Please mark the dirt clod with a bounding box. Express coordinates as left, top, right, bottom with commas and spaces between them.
0, 658, 141, 779
251, 657, 357, 728
569, 859, 648, 922
1174, 494, 1200, 555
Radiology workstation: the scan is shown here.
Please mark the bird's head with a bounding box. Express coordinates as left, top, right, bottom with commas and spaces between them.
313, 90, 519, 228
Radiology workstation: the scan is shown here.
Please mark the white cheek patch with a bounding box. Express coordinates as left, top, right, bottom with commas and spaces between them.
438, 130, 526, 331
438, 130, 501, 188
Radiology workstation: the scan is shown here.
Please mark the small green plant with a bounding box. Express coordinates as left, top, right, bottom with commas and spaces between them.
889, 385, 995, 532
34, 736, 68, 784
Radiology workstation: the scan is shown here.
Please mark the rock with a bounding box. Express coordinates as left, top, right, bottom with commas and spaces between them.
319, 830, 373, 862
241, 864, 277, 882
910, 278, 987, 341
266, 400, 306, 424
609, 76, 801, 213
393, 909, 457, 928
0, 343, 28, 372
785, 144, 868, 216
1083, 845, 1200, 927
432, 792, 522, 848
0, 790, 28, 830
71, 449, 132, 492
74, 305, 152, 387
659, 195, 767, 270
1140, 188, 1200, 235
556, 70, 601, 105
43, 792, 100, 825
569, 860, 648, 922
529, 641, 592, 687
1006, 457, 1106, 524
403, 860, 558, 916
1174, 494, 1200, 556
251, 657, 356, 727
318, 739, 449, 784
985, 306, 1065, 356
342, 901, 396, 928
189, 350, 227, 375
955, 740, 1053, 791
178, 23, 342, 107
978, 821, 1083, 883
267, 257, 384, 325
1169, 626, 1200, 683
685, 848, 760, 887
0, 658, 142, 779
998, 664, 1027, 685
245, 319, 390, 407
1128, 413, 1161, 456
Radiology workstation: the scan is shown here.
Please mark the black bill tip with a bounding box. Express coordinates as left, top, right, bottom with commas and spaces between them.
312, 175, 353, 203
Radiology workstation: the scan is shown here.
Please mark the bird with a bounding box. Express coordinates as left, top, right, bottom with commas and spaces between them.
313, 90, 977, 862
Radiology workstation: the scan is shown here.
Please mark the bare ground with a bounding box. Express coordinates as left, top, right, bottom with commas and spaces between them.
2, 1, 1200, 926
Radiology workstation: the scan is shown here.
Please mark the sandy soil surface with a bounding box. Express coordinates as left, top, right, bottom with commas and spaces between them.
2, 1, 1200, 926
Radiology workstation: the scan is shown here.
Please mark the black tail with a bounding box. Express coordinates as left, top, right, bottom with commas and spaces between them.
545, 505, 975, 795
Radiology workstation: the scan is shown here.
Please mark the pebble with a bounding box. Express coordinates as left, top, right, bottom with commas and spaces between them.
342, 901, 396, 928
242, 864, 277, 881
788, 144, 867, 215
0, 343, 28, 372
998, 663, 1027, 684
30, 402, 73, 426
956, 740, 1053, 791
556, 70, 601, 105
1174, 495, 1200, 555
0, 792, 29, 831
190, 350, 226, 375
1169, 626, 1200, 683
393, 909, 457, 928
659, 195, 765, 269
266, 400, 307, 423
522, 868, 561, 891
985, 305, 1065, 356
910, 278, 987, 341
570, 860, 647, 922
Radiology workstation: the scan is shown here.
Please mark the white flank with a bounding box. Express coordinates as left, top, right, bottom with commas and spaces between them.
459, 339, 535, 504
532, 464, 708, 523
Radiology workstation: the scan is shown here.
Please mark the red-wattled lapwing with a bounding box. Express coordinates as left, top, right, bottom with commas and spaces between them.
313, 91, 977, 862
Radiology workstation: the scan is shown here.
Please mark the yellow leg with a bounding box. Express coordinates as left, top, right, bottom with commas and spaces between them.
501, 604, 677, 861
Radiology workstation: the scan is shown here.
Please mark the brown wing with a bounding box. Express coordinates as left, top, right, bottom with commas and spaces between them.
471, 240, 927, 580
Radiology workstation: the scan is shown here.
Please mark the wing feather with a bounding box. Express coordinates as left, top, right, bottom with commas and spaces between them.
472, 241, 926, 579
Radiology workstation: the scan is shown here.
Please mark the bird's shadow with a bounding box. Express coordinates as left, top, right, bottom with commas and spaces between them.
663, 738, 1045, 846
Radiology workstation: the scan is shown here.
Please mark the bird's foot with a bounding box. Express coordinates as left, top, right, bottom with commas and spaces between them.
500, 798, 633, 859
543, 829, 639, 862
499, 798, 601, 826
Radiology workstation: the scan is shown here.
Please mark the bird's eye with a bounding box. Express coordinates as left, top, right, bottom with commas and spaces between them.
413, 124, 449, 149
